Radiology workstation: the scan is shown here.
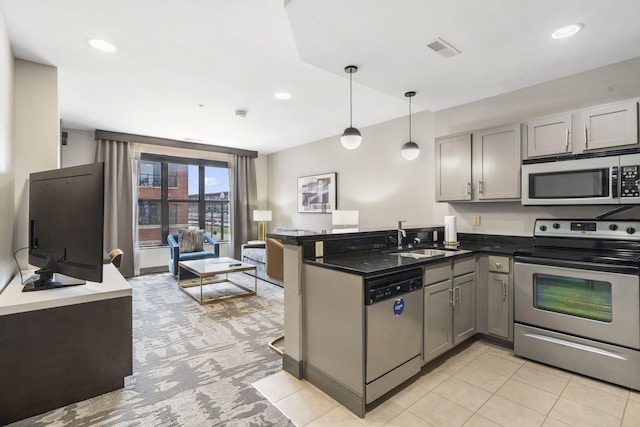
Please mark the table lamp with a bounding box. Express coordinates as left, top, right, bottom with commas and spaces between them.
253, 210, 272, 241
332, 210, 359, 232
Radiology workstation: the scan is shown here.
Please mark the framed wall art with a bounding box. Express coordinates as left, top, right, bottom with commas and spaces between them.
297, 172, 336, 213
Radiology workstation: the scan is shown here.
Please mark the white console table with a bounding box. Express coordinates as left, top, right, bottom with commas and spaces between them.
0, 263, 133, 425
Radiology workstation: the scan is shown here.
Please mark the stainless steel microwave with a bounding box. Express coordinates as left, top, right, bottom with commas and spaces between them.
522, 153, 640, 205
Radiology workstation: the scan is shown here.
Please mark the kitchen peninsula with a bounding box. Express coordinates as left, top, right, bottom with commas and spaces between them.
269, 226, 531, 417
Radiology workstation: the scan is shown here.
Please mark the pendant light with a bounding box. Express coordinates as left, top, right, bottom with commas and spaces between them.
401, 91, 420, 160
341, 65, 362, 150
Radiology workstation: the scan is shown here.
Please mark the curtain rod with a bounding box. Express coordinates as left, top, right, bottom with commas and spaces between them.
94, 129, 258, 158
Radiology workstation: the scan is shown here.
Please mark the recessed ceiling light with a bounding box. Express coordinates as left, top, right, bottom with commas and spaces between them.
551, 24, 583, 39
274, 92, 292, 100
89, 39, 117, 52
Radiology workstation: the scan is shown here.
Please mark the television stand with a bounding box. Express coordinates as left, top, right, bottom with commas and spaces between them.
0, 263, 132, 425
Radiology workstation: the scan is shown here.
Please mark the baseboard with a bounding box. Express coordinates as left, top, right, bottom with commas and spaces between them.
304, 362, 365, 418
477, 333, 514, 349
282, 353, 303, 379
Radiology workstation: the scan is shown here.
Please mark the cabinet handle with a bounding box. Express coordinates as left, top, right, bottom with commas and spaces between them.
584, 125, 588, 148
495, 262, 501, 269
449, 288, 455, 308
466, 182, 471, 195
565, 128, 570, 152
455, 286, 461, 304
478, 181, 484, 194
502, 280, 507, 302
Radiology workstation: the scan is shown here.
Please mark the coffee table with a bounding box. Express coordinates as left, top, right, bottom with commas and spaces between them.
178, 257, 257, 305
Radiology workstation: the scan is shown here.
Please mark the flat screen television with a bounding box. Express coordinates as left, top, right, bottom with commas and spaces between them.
25, 162, 105, 292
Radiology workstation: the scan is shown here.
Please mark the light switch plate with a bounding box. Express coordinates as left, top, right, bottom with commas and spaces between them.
315, 241, 324, 258
473, 215, 481, 226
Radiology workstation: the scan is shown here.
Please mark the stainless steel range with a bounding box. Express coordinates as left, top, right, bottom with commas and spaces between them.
514, 218, 640, 390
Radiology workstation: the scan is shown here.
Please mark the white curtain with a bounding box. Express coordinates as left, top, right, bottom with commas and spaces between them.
95, 139, 135, 277
229, 155, 257, 259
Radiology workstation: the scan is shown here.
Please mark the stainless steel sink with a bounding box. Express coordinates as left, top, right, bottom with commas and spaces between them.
392, 249, 450, 259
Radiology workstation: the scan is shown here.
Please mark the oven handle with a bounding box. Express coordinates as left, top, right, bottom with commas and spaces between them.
514, 256, 640, 275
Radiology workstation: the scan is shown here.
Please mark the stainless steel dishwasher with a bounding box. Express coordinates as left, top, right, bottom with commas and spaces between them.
365, 268, 423, 403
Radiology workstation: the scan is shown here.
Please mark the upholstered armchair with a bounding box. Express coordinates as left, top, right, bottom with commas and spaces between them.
241, 237, 284, 286
168, 231, 220, 276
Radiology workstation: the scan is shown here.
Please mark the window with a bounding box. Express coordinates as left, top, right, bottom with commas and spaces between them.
137, 154, 230, 246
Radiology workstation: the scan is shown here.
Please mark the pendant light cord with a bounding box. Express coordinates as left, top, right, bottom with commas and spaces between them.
349, 71, 353, 127
408, 95, 412, 141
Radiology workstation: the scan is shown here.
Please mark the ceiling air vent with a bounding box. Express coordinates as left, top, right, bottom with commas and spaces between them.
427, 38, 461, 58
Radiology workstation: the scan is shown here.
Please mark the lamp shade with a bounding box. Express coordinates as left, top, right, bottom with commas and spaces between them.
253, 210, 272, 222
341, 127, 362, 150
401, 141, 420, 160
332, 210, 359, 226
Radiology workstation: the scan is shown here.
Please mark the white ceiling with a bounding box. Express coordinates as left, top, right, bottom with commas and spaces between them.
1, 0, 640, 154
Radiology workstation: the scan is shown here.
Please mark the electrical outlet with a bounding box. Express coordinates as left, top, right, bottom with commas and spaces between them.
315, 241, 324, 258
473, 215, 481, 226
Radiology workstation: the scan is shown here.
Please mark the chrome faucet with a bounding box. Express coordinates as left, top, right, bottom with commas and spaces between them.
397, 220, 406, 249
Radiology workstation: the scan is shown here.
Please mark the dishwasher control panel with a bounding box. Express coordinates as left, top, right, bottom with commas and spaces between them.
365, 269, 422, 305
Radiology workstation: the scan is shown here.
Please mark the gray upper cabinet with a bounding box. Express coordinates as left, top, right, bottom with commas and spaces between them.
526, 113, 572, 158
436, 125, 521, 202
473, 124, 522, 200
435, 133, 472, 201
582, 100, 639, 152
524, 98, 639, 160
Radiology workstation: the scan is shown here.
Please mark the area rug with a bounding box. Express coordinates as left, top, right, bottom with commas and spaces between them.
10, 272, 294, 427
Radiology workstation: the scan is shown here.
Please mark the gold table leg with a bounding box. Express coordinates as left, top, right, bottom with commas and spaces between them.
177, 266, 258, 305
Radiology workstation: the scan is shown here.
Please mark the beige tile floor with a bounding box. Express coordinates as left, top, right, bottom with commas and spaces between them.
252, 340, 640, 426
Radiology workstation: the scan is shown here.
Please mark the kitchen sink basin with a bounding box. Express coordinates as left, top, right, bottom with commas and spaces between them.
392, 249, 450, 259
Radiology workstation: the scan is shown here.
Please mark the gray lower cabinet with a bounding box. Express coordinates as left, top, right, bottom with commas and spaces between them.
454, 272, 477, 342
423, 256, 477, 364
486, 255, 513, 341
424, 278, 454, 361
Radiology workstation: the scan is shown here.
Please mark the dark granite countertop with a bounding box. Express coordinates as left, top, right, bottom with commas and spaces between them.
304, 247, 474, 277
302, 233, 533, 276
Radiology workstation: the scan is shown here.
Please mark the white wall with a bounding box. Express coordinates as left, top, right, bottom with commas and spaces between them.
13, 59, 59, 267
0, 12, 14, 287
61, 128, 96, 167
268, 57, 640, 237
268, 110, 435, 231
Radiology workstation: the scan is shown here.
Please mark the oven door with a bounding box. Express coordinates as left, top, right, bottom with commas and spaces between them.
515, 261, 640, 349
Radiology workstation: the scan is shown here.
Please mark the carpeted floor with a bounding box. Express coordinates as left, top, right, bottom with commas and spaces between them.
9, 272, 294, 427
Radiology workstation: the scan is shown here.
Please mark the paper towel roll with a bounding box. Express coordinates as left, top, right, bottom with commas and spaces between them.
444, 216, 457, 244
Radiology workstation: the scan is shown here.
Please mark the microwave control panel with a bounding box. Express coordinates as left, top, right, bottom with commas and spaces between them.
620, 165, 640, 198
